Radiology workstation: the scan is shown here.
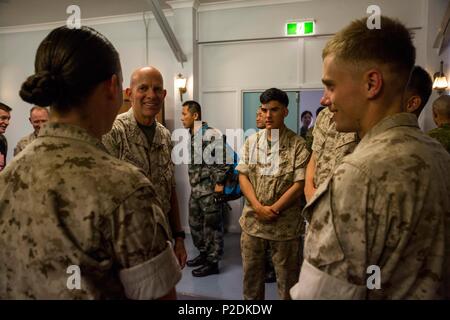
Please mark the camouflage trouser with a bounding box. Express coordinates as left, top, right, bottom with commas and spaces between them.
189, 194, 226, 264
241, 231, 302, 300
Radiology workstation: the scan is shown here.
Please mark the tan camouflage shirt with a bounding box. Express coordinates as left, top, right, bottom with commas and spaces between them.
312, 108, 358, 187
237, 127, 310, 240
0, 123, 181, 299
102, 108, 175, 216
14, 131, 38, 156
302, 113, 450, 299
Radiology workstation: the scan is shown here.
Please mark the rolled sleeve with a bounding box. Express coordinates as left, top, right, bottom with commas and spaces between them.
236, 138, 250, 175
112, 186, 180, 298
293, 167, 305, 182
119, 241, 182, 300
312, 109, 330, 153
293, 140, 310, 183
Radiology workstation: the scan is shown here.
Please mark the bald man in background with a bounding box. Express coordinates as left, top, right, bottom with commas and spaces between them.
428, 95, 450, 153
14, 106, 49, 156
103, 66, 187, 268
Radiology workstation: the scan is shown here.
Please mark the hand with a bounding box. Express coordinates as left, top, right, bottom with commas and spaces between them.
304, 184, 317, 203
174, 238, 187, 269
214, 184, 224, 193
255, 204, 279, 221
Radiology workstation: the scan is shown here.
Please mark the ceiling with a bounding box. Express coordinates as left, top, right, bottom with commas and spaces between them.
0, 0, 234, 27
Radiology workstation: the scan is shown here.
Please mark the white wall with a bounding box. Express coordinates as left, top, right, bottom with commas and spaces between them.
0, 0, 448, 234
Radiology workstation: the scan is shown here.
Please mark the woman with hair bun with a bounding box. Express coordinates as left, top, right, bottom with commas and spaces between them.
0, 26, 181, 299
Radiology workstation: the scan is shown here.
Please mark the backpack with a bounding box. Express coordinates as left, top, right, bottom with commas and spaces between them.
214, 142, 243, 203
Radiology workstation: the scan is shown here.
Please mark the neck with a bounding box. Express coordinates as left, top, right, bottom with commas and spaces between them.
358, 98, 403, 138
192, 121, 202, 134
50, 109, 102, 139
134, 112, 155, 126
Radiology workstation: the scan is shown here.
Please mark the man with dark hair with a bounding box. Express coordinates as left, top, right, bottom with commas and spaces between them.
404, 66, 433, 117
181, 100, 231, 277
291, 17, 450, 300
255, 105, 276, 283
14, 106, 49, 156
428, 95, 450, 153
103, 66, 187, 269
237, 88, 310, 299
0, 102, 11, 171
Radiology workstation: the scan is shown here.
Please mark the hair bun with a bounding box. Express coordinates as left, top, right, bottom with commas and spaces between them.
19, 71, 61, 106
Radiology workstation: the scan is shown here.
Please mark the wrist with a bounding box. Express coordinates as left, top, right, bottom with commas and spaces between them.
173, 230, 185, 239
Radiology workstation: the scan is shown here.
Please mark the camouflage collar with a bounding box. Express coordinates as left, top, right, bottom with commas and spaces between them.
359, 112, 419, 145
39, 122, 106, 151
257, 126, 293, 151
124, 108, 165, 148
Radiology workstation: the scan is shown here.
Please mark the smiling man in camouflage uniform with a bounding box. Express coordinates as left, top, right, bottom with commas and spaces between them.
291, 16, 450, 300
103, 66, 187, 268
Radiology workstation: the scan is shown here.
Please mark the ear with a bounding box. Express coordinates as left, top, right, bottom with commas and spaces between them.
405, 96, 421, 114
29, 117, 32, 124
162, 89, 167, 99
193, 112, 199, 121
283, 106, 289, 118
364, 68, 383, 99
106, 74, 120, 97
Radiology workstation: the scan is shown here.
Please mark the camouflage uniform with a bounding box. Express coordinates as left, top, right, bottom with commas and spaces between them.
427, 123, 450, 154
312, 107, 358, 188
0, 123, 181, 299
14, 131, 38, 156
237, 127, 310, 299
102, 108, 175, 218
291, 113, 450, 300
188, 122, 231, 264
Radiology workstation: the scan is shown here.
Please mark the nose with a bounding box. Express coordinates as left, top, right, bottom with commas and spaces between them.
320, 95, 331, 107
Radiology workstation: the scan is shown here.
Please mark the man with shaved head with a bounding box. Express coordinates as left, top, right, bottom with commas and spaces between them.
14, 106, 49, 156
428, 95, 450, 153
103, 66, 187, 268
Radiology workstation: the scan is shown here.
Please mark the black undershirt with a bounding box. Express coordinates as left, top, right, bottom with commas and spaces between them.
138, 121, 157, 147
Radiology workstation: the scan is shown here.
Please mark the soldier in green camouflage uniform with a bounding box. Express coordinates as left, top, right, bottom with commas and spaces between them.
238, 88, 310, 299
181, 101, 231, 277
102, 66, 187, 268
14, 106, 49, 156
291, 16, 450, 299
428, 95, 450, 153
0, 26, 181, 299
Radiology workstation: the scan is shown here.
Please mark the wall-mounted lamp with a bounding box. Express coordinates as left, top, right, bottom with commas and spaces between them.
432, 61, 449, 95
175, 73, 187, 101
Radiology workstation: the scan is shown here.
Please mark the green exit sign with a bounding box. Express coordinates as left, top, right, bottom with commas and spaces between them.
285, 20, 315, 36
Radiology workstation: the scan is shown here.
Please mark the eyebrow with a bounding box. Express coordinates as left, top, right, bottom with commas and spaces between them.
322, 78, 334, 86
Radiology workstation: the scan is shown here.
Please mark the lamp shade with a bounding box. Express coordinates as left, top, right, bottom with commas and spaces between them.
175, 74, 187, 90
